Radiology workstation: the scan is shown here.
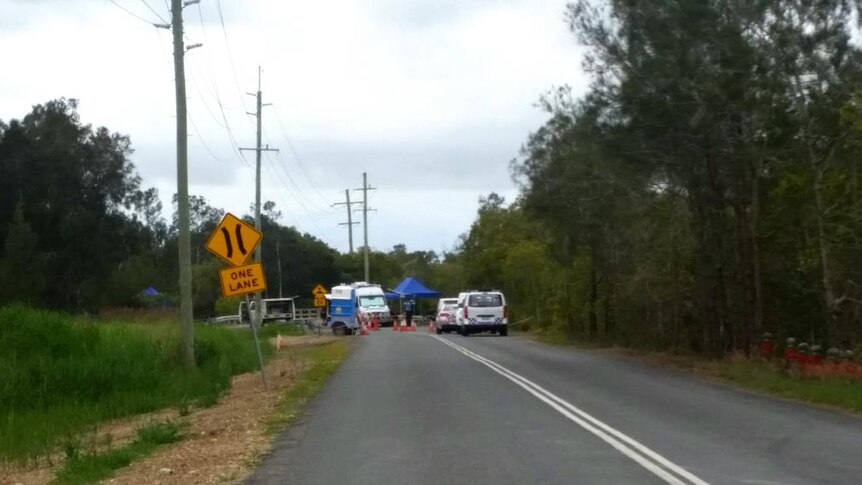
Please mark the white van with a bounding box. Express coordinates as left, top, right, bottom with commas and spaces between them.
454, 290, 507, 336
352, 282, 393, 327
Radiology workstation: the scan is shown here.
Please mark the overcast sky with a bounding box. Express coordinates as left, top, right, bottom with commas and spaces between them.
0, 0, 588, 255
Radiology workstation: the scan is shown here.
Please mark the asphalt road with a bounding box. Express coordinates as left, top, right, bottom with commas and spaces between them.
246, 330, 862, 485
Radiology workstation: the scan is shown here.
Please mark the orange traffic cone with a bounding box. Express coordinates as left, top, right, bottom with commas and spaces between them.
372, 316, 380, 330
428, 322, 436, 333
360, 323, 369, 336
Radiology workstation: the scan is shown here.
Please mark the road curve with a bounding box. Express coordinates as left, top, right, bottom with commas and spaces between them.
245, 330, 862, 485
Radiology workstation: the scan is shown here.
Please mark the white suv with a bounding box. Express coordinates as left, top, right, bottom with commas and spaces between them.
455, 290, 508, 337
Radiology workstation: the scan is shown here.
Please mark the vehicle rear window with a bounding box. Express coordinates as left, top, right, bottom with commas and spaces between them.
468, 294, 503, 307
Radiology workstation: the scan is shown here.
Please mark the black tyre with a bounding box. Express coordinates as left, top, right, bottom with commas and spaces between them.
461, 326, 469, 337
436, 327, 442, 335
499, 327, 508, 337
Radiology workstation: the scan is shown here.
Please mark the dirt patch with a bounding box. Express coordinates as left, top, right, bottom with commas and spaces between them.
269, 334, 337, 349
1, 336, 342, 485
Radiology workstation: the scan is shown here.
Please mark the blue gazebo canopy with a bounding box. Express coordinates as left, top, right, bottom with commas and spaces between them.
141, 286, 160, 296
392, 277, 441, 298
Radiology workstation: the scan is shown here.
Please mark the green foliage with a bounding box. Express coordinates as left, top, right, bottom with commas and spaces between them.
0, 305, 269, 461
455, 0, 862, 357
215, 295, 242, 316
53, 421, 185, 485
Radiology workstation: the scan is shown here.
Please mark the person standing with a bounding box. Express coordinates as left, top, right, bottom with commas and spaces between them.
404, 297, 415, 327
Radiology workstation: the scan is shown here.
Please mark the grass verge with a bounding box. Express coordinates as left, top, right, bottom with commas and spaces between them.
265, 340, 350, 435
0, 304, 272, 462
717, 358, 862, 413
52, 421, 184, 485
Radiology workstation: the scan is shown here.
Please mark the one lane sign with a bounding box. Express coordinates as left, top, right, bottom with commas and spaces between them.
219, 262, 267, 298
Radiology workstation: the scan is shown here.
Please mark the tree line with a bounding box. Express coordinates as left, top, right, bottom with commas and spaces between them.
0, 98, 457, 317
449, 0, 862, 357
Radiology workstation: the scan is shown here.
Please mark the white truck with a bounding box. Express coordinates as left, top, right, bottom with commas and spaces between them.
351, 282, 393, 327
239, 297, 296, 325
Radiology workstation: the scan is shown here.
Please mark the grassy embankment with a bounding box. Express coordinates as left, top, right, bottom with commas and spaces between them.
0, 304, 303, 462
52, 421, 185, 485
266, 340, 349, 435
532, 329, 862, 413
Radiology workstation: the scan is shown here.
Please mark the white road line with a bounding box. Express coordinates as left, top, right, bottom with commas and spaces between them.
432, 335, 710, 485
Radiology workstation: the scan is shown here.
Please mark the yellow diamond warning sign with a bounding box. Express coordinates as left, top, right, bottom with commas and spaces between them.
218, 262, 267, 297
206, 213, 262, 267
312, 283, 328, 307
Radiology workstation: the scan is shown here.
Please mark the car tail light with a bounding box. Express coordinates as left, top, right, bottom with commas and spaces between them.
464, 306, 468, 318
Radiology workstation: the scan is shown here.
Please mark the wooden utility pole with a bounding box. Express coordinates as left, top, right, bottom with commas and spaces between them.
169, 0, 201, 369
333, 189, 360, 253
354, 173, 376, 282
240, 67, 278, 329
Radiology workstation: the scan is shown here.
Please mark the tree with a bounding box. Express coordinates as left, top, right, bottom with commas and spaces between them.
0, 203, 45, 303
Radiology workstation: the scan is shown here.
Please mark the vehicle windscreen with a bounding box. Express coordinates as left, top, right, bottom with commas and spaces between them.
359, 296, 386, 307
468, 294, 503, 307
440, 304, 456, 313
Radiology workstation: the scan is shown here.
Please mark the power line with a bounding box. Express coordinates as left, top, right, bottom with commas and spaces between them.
262, 129, 332, 214
109, 0, 159, 24
264, 151, 334, 216
139, 0, 168, 24
215, 0, 253, 125
271, 110, 332, 208
263, 155, 332, 243
333, 189, 361, 253
188, 111, 230, 165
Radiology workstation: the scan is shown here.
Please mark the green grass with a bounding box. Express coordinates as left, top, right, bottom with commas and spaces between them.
0, 304, 272, 462
717, 359, 862, 413
52, 421, 184, 485
265, 340, 350, 435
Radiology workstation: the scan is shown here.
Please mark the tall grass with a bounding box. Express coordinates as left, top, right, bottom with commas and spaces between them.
0, 304, 271, 462
717, 358, 862, 413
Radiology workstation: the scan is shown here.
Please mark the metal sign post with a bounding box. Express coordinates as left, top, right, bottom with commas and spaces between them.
245, 294, 268, 391
206, 212, 269, 391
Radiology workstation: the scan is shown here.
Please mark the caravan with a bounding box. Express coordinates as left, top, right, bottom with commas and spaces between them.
326, 285, 362, 335
352, 282, 393, 327
325, 282, 393, 335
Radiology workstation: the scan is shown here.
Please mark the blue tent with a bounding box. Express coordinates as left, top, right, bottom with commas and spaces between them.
142, 286, 160, 296
383, 289, 401, 299
392, 277, 441, 298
